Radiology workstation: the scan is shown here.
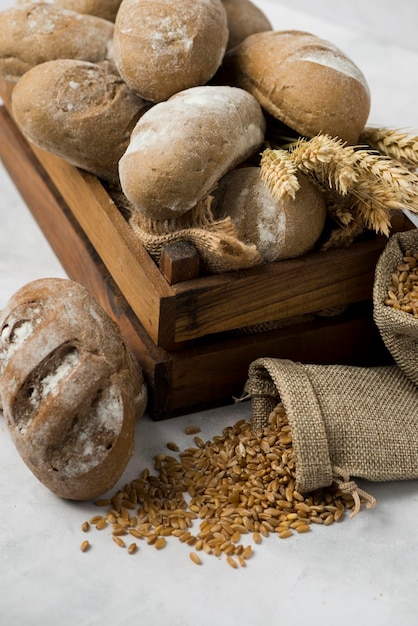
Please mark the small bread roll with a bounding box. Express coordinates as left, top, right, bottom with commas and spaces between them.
0, 4, 115, 82
119, 85, 266, 220
212, 167, 326, 262
221, 0, 272, 51
0, 278, 147, 500
113, 0, 228, 102
12, 59, 151, 182
224, 30, 371, 144
18, 0, 122, 22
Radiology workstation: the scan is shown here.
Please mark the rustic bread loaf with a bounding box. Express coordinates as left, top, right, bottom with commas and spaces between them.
212, 167, 326, 261
223, 30, 371, 144
118, 85, 266, 220
12, 59, 151, 182
113, 0, 228, 102
0, 278, 147, 501
0, 3, 115, 83
221, 0, 272, 51
18, 0, 122, 22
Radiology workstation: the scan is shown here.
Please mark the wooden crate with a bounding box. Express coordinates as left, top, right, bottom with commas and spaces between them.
0, 82, 402, 418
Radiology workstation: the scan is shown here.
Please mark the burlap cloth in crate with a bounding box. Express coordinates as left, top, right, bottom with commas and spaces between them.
244, 229, 418, 513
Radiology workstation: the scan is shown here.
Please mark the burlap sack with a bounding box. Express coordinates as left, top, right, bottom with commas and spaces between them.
373, 228, 418, 386
244, 230, 418, 514
245, 358, 418, 513
106, 184, 263, 273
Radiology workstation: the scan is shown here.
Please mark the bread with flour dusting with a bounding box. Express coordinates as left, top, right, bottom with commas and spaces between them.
212, 167, 326, 262
118, 85, 266, 220
0, 278, 147, 500
12, 59, 151, 182
0, 3, 115, 83
221, 0, 272, 51
224, 30, 371, 144
17, 0, 122, 22
113, 0, 228, 102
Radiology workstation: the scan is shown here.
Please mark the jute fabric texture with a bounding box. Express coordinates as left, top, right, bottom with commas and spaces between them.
244, 229, 418, 507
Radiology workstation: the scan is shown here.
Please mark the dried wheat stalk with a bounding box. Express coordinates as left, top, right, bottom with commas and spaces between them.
360, 127, 418, 167
259, 148, 300, 200
260, 133, 418, 240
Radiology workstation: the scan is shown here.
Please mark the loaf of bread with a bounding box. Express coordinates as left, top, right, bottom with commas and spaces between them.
212, 167, 326, 261
0, 3, 115, 82
12, 59, 151, 182
118, 85, 266, 220
113, 0, 228, 102
18, 0, 122, 22
221, 0, 272, 51
0, 278, 147, 500
223, 30, 371, 144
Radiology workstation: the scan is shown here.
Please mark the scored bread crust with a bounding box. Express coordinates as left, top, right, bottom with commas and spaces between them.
11, 59, 151, 182
224, 30, 371, 144
118, 85, 266, 220
0, 3, 116, 83
0, 278, 147, 500
113, 0, 229, 102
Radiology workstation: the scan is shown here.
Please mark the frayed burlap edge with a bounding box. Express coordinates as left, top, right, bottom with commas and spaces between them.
129, 196, 262, 274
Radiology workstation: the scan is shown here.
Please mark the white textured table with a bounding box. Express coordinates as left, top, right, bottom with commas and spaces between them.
1, 2, 418, 625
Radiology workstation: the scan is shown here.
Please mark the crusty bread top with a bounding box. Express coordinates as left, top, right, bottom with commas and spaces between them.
118, 85, 266, 220
12, 59, 151, 182
0, 3, 115, 82
213, 167, 326, 262
224, 30, 371, 144
17, 0, 122, 22
0, 278, 146, 500
113, 0, 229, 102
221, 0, 272, 50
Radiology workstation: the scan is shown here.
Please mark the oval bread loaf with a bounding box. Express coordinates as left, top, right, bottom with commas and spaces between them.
0, 3, 116, 82
118, 85, 266, 220
12, 59, 151, 182
224, 30, 371, 144
0, 278, 147, 501
113, 0, 228, 102
212, 167, 326, 261
221, 0, 272, 51
18, 0, 122, 22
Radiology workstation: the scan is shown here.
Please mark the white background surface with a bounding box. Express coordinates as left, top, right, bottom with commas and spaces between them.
1, 1, 418, 625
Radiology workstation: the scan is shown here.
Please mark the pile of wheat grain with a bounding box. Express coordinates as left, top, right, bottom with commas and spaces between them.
385, 250, 418, 317
79, 404, 359, 567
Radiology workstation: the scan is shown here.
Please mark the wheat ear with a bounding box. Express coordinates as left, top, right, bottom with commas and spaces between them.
360, 127, 418, 167
260, 148, 300, 200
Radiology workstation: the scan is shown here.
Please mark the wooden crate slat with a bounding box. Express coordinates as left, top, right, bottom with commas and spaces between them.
170, 238, 385, 340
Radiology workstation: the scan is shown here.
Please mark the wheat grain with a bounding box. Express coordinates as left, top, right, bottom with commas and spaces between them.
80, 403, 362, 567
189, 552, 202, 565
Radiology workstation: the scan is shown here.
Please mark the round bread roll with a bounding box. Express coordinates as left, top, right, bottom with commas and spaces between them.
224, 30, 371, 144
0, 3, 116, 83
18, 0, 122, 22
12, 59, 151, 182
113, 0, 229, 102
221, 0, 272, 51
0, 278, 147, 501
212, 167, 326, 262
119, 85, 266, 220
